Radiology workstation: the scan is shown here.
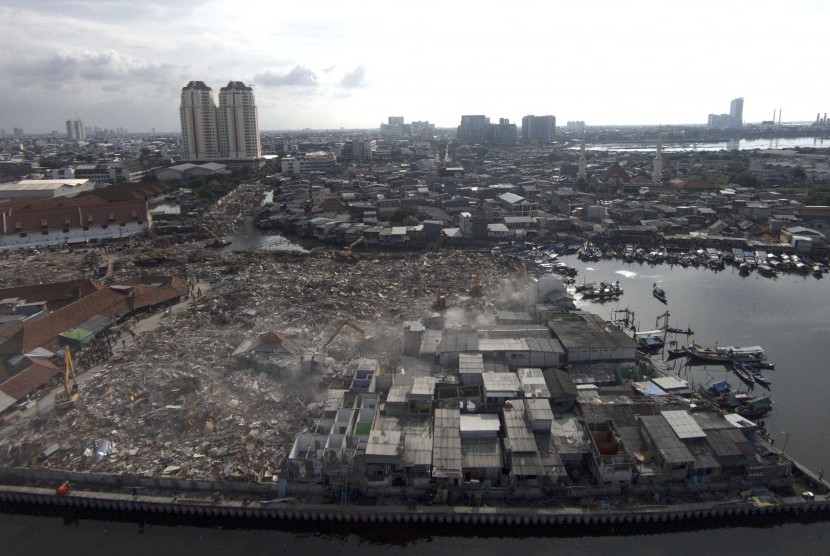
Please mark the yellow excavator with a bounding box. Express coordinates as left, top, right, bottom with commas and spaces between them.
336, 237, 368, 261
432, 288, 447, 311
201, 224, 231, 248
54, 347, 79, 411
470, 273, 483, 297
323, 318, 374, 348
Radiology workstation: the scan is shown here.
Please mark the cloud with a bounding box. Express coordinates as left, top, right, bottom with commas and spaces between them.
339, 65, 367, 88
254, 66, 318, 87
4, 49, 178, 90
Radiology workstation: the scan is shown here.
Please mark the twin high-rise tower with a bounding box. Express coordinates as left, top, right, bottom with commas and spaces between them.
179, 80, 262, 161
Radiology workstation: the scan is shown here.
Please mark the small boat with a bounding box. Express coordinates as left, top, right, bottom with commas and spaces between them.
653, 284, 667, 303
686, 344, 767, 364
732, 361, 756, 387
735, 395, 773, 418
666, 347, 688, 360
734, 361, 771, 388
666, 326, 694, 335
635, 330, 664, 351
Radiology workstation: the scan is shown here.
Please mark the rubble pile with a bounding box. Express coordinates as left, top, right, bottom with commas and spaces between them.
0, 241, 509, 481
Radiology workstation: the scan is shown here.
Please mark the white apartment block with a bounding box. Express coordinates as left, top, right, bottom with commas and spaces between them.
179, 80, 261, 161
218, 81, 262, 159
180, 81, 220, 160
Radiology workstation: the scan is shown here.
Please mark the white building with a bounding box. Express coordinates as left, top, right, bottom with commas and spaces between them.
65, 119, 85, 141
218, 81, 262, 159
0, 179, 93, 200
179, 81, 219, 160
281, 152, 337, 175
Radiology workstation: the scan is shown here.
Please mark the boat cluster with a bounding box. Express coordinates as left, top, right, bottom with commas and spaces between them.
574, 280, 623, 301
699, 380, 773, 419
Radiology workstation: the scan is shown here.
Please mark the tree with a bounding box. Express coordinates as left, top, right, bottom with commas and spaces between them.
390, 205, 421, 223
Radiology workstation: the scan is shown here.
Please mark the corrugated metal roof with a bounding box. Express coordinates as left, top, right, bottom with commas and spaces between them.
366, 429, 403, 458
386, 384, 410, 404
478, 338, 528, 352
459, 353, 485, 374
639, 415, 695, 464
432, 408, 462, 478
460, 413, 501, 434
510, 451, 544, 477
481, 372, 520, 395
662, 410, 707, 439
461, 437, 503, 469
503, 408, 538, 453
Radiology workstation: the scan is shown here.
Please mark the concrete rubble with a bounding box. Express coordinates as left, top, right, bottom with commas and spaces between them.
0, 183, 509, 483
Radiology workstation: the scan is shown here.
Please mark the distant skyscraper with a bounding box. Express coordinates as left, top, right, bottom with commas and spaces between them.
380, 116, 406, 138
577, 135, 586, 181
730, 97, 744, 128
652, 131, 663, 185
457, 115, 490, 143
521, 115, 556, 144
66, 118, 85, 140
491, 118, 517, 146
180, 81, 219, 160
218, 81, 262, 159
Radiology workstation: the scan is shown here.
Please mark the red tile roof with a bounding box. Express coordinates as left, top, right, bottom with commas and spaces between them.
0, 276, 187, 356
0, 358, 60, 400
0, 280, 102, 310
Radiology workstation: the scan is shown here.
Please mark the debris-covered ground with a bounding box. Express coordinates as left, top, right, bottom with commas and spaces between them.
0, 184, 511, 482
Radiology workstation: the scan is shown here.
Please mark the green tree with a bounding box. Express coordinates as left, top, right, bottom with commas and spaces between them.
390, 205, 421, 223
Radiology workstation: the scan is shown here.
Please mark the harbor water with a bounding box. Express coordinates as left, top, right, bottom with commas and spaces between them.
3, 256, 830, 552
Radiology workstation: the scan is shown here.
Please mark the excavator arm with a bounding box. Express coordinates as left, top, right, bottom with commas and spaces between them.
324, 318, 374, 348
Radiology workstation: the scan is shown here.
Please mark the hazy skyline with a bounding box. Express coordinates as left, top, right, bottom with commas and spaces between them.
1, 0, 827, 134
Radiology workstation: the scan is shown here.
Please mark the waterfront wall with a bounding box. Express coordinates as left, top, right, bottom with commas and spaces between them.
1, 466, 828, 529
1, 483, 829, 528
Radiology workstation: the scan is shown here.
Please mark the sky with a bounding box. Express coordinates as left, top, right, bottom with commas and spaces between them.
1, 0, 827, 133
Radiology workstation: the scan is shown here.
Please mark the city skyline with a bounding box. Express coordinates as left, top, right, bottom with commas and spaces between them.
1, 0, 827, 134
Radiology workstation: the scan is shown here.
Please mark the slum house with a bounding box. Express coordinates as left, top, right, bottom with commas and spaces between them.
460, 413, 503, 486
586, 419, 634, 485
502, 404, 545, 487
432, 408, 463, 490
542, 368, 578, 413
547, 312, 639, 363
362, 415, 434, 489
637, 412, 698, 483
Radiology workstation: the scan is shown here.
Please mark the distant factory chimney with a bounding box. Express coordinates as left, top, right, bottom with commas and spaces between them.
774, 109, 777, 123
778, 109, 782, 125
818, 113, 822, 125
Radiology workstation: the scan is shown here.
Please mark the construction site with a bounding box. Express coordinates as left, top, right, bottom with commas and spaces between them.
0, 182, 828, 522
0, 183, 512, 486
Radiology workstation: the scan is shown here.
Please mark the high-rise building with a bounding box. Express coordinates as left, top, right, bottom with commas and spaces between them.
180, 81, 219, 160
730, 97, 744, 128
218, 81, 262, 159
652, 131, 663, 185
180, 80, 261, 160
577, 135, 586, 181
380, 116, 406, 138
65, 118, 85, 140
457, 115, 490, 143
491, 118, 517, 146
521, 115, 556, 144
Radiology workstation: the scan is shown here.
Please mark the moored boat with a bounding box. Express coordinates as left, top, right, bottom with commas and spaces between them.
652, 283, 667, 303
732, 361, 756, 387
686, 343, 767, 364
